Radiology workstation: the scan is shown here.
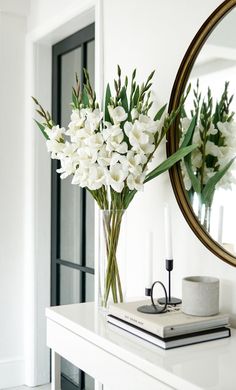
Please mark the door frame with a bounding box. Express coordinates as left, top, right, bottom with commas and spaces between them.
24, 0, 103, 386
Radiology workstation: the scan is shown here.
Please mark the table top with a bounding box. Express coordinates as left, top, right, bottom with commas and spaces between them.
46, 302, 236, 390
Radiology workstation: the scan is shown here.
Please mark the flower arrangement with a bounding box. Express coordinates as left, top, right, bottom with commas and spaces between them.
181, 81, 236, 230
33, 66, 195, 307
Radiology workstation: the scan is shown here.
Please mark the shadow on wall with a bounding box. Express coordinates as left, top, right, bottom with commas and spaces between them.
221, 279, 236, 327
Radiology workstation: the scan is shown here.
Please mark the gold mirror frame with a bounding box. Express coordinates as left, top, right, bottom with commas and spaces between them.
167, 0, 236, 266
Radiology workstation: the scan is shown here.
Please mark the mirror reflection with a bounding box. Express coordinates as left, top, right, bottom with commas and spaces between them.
180, 7, 236, 255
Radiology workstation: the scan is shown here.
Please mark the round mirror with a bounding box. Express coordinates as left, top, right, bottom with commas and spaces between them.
168, 0, 236, 266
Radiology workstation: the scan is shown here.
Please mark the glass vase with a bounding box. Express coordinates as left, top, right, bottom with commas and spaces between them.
98, 209, 126, 310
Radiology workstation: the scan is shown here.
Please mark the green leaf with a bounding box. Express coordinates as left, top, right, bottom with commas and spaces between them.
82, 88, 89, 107
184, 153, 201, 193
132, 85, 139, 108
72, 90, 78, 108
154, 104, 167, 121
124, 189, 137, 208
120, 86, 129, 113
201, 157, 236, 205
104, 83, 112, 122
34, 119, 49, 140
180, 115, 197, 148
144, 144, 197, 184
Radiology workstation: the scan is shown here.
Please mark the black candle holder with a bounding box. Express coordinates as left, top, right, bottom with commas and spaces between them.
137, 281, 168, 314
158, 259, 182, 305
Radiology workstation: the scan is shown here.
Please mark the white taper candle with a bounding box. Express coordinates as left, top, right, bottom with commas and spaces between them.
164, 204, 173, 259
218, 205, 224, 244
145, 231, 153, 289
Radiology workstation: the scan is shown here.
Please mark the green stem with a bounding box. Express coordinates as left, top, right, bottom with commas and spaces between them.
102, 210, 124, 307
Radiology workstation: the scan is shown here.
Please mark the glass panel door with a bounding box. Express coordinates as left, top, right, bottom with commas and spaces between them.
51, 24, 95, 390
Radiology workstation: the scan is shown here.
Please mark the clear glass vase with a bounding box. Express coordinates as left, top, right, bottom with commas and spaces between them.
98, 209, 126, 310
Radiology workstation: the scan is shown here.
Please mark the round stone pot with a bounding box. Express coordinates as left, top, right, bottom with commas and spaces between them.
182, 276, 219, 316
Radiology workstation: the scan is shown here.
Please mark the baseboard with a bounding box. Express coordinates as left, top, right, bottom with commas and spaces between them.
0, 357, 24, 388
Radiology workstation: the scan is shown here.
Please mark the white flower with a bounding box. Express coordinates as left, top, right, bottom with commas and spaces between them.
60, 141, 77, 157
191, 149, 202, 169
131, 108, 139, 120
66, 124, 92, 144
70, 108, 87, 128
72, 166, 89, 187
138, 114, 158, 134
77, 147, 97, 167
108, 105, 127, 124
181, 162, 192, 191
86, 108, 103, 130
107, 163, 128, 192
207, 124, 218, 135
137, 142, 155, 155
127, 173, 145, 191
126, 121, 149, 147
87, 164, 106, 190
217, 121, 236, 139
97, 146, 111, 167
205, 141, 223, 158
56, 157, 76, 179
46, 140, 65, 158
85, 133, 104, 149
110, 152, 127, 167
45, 125, 65, 141
104, 125, 126, 153
126, 151, 142, 173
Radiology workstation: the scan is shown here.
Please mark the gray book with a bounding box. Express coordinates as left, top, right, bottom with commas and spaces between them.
108, 300, 229, 338
107, 315, 231, 350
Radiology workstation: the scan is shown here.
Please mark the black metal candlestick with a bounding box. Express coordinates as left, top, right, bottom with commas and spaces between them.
137, 281, 168, 314
158, 259, 182, 305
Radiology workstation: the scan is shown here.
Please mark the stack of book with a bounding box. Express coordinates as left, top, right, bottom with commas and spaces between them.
107, 300, 231, 350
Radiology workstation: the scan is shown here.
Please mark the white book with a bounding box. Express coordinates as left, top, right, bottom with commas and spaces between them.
108, 300, 229, 338
107, 315, 231, 350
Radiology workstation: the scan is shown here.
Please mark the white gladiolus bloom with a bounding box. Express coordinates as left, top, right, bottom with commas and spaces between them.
45, 125, 65, 141
61, 141, 77, 157
97, 146, 111, 167
77, 147, 97, 167
108, 105, 127, 124
131, 108, 139, 120
86, 108, 103, 130
70, 108, 87, 128
138, 114, 158, 134
127, 173, 145, 191
116, 141, 128, 154
102, 123, 122, 140
205, 141, 223, 158
192, 150, 202, 169
126, 151, 142, 173
87, 164, 106, 190
46, 139, 65, 158
85, 133, 104, 149
128, 121, 149, 147
110, 152, 127, 167
181, 162, 192, 191
105, 127, 125, 152
56, 157, 76, 179
72, 167, 89, 187
137, 142, 155, 155
66, 124, 92, 144
207, 124, 218, 135
192, 128, 201, 146
107, 163, 128, 192
217, 121, 236, 139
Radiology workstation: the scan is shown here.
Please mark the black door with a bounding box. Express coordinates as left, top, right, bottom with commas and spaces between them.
51, 24, 95, 390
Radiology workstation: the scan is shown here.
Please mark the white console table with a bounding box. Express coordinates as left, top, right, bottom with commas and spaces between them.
46, 302, 236, 390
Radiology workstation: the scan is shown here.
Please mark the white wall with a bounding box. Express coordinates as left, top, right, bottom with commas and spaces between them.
0, 4, 27, 388
102, 0, 236, 325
